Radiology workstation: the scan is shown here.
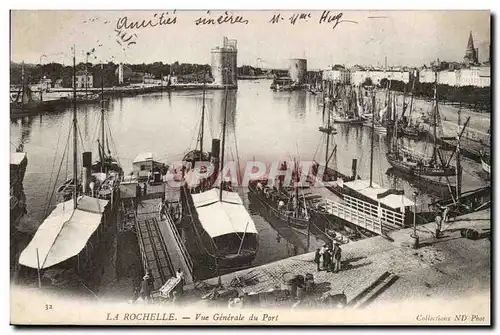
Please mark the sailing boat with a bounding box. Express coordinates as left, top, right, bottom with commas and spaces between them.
397, 76, 425, 138
18, 48, 113, 292
57, 63, 123, 201
386, 72, 457, 177
318, 88, 337, 134
10, 62, 48, 117
181, 72, 259, 268
361, 84, 388, 135
333, 84, 364, 125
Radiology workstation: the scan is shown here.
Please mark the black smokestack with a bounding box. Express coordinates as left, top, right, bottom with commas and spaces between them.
351, 159, 357, 179
211, 139, 221, 159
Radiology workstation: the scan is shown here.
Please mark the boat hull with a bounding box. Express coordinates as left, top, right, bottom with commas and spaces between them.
333, 118, 364, 125
248, 182, 309, 229
386, 153, 456, 177
181, 187, 259, 269
481, 157, 491, 175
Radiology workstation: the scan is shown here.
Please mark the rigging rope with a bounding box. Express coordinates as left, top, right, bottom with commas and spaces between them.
77, 122, 86, 153
43, 118, 66, 211
43, 124, 72, 217
105, 117, 122, 168
89, 112, 101, 154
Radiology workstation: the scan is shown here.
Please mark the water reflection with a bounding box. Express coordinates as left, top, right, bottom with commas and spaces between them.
19, 116, 34, 147
10, 79, 489, 273
289, 91, 307, 119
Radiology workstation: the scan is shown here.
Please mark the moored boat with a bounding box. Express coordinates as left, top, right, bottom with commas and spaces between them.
181, 72, 259, 269
386, 72, 457, 178
18, 51, 117, 295
480, 151, 491, 175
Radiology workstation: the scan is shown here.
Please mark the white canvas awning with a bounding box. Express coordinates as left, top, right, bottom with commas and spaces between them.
10, 152, 27, 166
344, 179, 414, 209
191, 189, 257, 238
192, 188, 243, 207
19, 196, 109, 270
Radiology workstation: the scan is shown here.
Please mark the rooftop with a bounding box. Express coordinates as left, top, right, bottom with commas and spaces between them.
133, 152, 154, 164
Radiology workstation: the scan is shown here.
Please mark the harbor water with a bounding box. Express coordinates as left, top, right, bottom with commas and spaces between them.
10, 79, 488, 275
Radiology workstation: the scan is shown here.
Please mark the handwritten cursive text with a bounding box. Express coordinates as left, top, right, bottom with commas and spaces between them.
318, 11, 358, 29
195, 11, 249, 26
116, 12, 177, 30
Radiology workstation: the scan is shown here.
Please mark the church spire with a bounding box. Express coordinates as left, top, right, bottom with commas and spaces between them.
464, 30, 478, 65
467, 31, 475, 50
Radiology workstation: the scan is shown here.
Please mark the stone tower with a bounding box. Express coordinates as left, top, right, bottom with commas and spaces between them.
463, 31, 479, 65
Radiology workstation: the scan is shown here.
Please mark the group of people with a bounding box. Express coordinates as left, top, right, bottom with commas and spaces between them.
314, 243, 342, 273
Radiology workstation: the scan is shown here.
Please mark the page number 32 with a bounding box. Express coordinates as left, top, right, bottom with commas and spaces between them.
45, 304, 53, 310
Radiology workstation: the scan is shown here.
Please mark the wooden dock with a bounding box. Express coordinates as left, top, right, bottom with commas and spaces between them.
119, 182, 193, 292
133, 199, 175, 290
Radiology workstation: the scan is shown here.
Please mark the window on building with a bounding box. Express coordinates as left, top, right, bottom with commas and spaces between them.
140, 165, 146, 171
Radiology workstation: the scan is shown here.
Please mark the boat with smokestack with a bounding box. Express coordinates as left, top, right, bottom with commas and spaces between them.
181, 73, 215, 192
181, 73, 259, 269
57, 64, 123, 202
18, 49, 118, 293
248, 159, 311, 230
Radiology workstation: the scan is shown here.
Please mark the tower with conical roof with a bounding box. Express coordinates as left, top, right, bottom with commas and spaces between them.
464, 31, 479, 65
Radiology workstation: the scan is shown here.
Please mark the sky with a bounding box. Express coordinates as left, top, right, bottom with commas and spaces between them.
10, 10, 491, 69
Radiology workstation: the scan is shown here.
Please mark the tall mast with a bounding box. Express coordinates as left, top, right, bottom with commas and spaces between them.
100, 63, 105, 172
401, 82, 407, 118
294, 158, 299, 218
200, 72, 206, 158
408, 75, 415, 125
86, 52, 91, 97
369, 88, 375, 188
456, 94, 462, 202
21, 62, 25, 105
219, 70, 229, 202
325, 94, 330, 171
432, 71, 438, 162
72, 46, 78, 209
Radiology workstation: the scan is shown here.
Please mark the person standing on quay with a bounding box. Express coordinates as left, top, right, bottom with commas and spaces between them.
319, 244, 326, 269
333, 243, 342, 273
314, 248, 321, 271
176, 268, 185, 295
140, 274, 152, 303
323, 246, 331, 272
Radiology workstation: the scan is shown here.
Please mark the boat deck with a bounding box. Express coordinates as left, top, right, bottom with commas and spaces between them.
134, 199, 175, 290
120, 183, 192, 293
440, 137, 489, 162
